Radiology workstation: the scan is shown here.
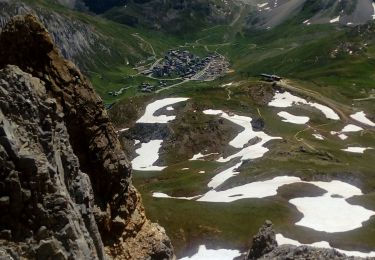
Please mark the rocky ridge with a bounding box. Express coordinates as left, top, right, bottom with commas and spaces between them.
0, 15, 173, 259
247, 221, 360, 260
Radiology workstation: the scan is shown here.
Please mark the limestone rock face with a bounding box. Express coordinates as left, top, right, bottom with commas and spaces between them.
0, 15, 173, 260
247, 221, 354, 260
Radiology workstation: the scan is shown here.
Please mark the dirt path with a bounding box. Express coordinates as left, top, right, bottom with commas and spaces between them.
279, 79, 375, 131
278, 80, 350, 121
230, 3, 244, 27
132, 33, 156, 57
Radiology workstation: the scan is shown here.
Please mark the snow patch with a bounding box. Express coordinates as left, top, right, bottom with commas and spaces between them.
137, 97, 189, 124
198, 176, 302, 203
203, 109, 281, 163
208, 163, 242, 189
189, 152, 219, 161
312, 134, 324, 140
277, 111, 310, 124
341, 147, 373, 154
153, 192, 199, 200
269, 91, 340, 120
290, 180, 375, 233
350, 111, 375, 127
330, 16, 340, 23
132, 140, 166, 171
179, 245, 241, 260
341, 124, 363, 133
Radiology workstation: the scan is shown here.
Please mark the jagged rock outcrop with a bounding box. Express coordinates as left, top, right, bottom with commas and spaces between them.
247, 220, 278, 259
0, 15, 173, 259
0, 0, 108, 70
247, 221, 355, 260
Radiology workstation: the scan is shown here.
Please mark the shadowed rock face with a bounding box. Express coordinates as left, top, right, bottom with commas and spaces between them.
247, 221, 352, 260
0, 15, 173, 259
247, 220, 278, 259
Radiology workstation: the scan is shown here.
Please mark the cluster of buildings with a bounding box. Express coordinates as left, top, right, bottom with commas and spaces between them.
138, 82, 155, 93
151, 50, 221, 79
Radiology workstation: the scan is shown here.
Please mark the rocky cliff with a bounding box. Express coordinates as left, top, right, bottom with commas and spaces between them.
0, 15, 173, 259
247, 221, 356, 260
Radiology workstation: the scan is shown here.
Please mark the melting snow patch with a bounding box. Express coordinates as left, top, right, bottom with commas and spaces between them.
290, 180, 375, 233
181, 168, 189, 171
179, 245, 241, 260
189, 152, 218, 161
338, 133, 348, 140
152, 192, 199, 200
198, 176, 302, 203
312, 134, 324, 140
166, 106, 174, 111
330, 16, 340, 23
350, 111, 375, 127
269, 91, 340, 120
203, 109, 281, 163
137, 97, 189, 124
132, 140, 166, 171
277, 111, 310, 124
341, 124, 363, 133
208, 163, 242, 189
341, 147, 373, 154
276, 234, 375, 258
199, 170, 206, 174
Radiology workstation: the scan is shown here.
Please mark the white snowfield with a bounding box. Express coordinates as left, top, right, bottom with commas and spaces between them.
341, 124, 363, 133
203, 109, 281, 163
198, 176, 302, 203
207, 163, 242, 189
132, 140, 166, 171
341, 147, 373, 154
189, 152, 219, 161
290, 180, 374, 233
178, 245, 241, 260
350, 111, 375, 127
155, 175, 375, 233
136, 97, 189, 124
277, 111, 310, 124
268, 91, 340, 120
153, 192, 200, 200
276, 234, 375, 258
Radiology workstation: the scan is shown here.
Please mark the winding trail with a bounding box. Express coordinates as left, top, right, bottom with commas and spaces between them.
132, 33, 156, 57
278, 80, 350, 121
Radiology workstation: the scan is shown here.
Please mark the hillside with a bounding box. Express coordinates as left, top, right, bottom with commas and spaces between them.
0, 0, 375, 259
